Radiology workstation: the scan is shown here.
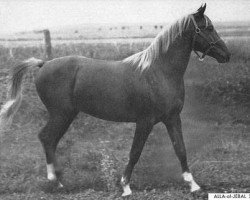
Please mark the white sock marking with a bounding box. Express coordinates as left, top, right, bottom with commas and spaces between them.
47, 164, 56, 181
121, 176, 132, 196
182, 172, 200, 192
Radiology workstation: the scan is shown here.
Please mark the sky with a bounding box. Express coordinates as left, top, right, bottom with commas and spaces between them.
1, 0, 250, 34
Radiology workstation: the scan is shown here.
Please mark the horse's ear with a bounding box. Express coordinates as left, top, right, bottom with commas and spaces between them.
196, 3, 206, 17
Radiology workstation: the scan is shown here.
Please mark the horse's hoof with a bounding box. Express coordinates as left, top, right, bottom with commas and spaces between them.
58, 182, 64, 188
47, 173, 57, 181
120, 176, 132, 197
190, 182, 201, 193
47, 164, 58, 181
122, 190, 132, 197
121, 184, 132, 197
182, 172, 201, 193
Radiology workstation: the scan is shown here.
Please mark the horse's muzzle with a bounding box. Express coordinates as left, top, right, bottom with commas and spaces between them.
218, 52, 231, 63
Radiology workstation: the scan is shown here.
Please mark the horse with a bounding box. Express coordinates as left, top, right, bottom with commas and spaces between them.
0, 4, 230, 197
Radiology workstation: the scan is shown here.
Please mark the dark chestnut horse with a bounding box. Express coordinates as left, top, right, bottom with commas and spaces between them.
0, 4, 230, 196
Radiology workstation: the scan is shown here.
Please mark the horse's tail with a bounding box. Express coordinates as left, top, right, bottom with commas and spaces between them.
0, 57, 45, 130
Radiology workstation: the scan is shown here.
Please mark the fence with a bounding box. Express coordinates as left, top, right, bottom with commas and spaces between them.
43, 29, 52, 60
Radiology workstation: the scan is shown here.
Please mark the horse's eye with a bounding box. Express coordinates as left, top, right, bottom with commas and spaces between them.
207, 26, 214, 31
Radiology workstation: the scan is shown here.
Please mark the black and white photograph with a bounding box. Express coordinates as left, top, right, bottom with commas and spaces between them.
0, 0, 249, 199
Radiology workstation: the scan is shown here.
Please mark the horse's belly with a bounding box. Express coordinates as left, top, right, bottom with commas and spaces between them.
74, 91, 136, 122
77, 101, 136, 122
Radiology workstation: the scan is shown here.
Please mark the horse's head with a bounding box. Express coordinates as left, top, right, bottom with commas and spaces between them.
190, 3, 230, 63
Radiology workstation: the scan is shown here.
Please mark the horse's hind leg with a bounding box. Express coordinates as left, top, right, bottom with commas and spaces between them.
38, 112, 77, 184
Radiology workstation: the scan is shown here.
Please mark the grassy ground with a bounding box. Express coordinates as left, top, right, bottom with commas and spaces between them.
0, 86, 249, 200
0, 39, 250, 199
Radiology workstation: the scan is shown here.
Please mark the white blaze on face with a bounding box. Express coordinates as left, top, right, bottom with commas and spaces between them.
47, 164, 56, 181
121, 176, 132, 197
182, 172, 200, 192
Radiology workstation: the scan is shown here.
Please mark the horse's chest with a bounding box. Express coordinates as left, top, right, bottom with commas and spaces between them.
153, 82, 185, 114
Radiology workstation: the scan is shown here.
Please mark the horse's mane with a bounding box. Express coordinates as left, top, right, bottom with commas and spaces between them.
122, 15, 192, 72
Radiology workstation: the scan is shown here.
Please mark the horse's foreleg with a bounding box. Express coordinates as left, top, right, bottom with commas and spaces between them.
163, 114, 200, 192
121, 119, 154, 197
38, 112, 76, 186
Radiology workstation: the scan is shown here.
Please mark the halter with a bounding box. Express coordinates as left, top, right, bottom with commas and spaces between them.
190, 15, 221, 61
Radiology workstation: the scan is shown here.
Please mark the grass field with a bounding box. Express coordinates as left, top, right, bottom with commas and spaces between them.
0, 35, 250, 199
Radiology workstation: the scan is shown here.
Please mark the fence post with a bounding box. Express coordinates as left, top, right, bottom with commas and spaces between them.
43, 29, 52, 60
9, 48, 13, 58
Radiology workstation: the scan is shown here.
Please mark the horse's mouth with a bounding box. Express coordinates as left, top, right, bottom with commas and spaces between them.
216, 53, 231, 63
208, 48, 231, 63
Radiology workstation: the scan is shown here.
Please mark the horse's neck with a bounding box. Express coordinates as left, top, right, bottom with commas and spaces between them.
157, 33, 192, 79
